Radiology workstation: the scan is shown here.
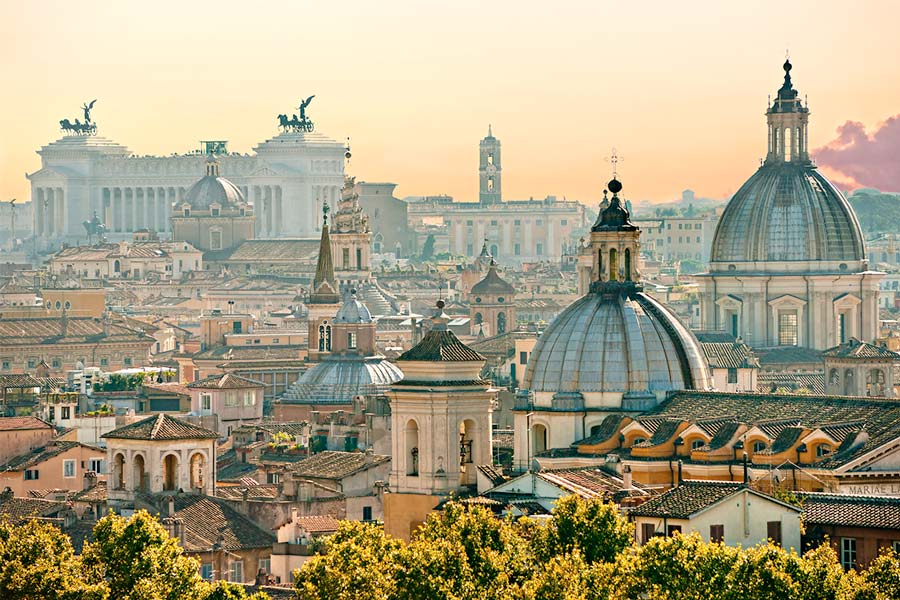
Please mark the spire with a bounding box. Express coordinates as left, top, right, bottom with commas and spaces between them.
593, 178, 636, 232
310, 202, 339, 304
488, 124, 492, 137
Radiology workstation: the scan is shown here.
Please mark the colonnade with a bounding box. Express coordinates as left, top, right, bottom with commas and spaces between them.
104, 186, 183, 233
34, 187, 65, 238
251, 185, 283, 237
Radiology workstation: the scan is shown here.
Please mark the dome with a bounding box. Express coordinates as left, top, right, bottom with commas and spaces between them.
335, 293, 373, 323
183, 158, 245, 210
710, 164, 865, 266
522, 291, 711, 401
281, 355, 403, 405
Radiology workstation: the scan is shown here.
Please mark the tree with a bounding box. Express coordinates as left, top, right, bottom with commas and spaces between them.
395, 503, 534, 599
0, 518, 107, 600
420, 234, 436, 261
81, 510, 208, 600
202, 581, 270, 600
295, 520, 402, 600
849, 547, 900, 600
532, 495, 633, 565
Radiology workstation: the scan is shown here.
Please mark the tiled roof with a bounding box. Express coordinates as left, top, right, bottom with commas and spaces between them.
398, 329, 485, 362
629, 481, 746, 518
823, 339, 900, 359
537, 467, 638, 499
173, 494, 276, 552
701, 342, 759, 369
102, 414, 218, 441
0, 416, 53, 432
72, 481, 107, 503
757, 372, 825, 394
0, 496, 67, 524
573, 414, 628, 446
192, 345, 305, 362
755, 346, 823, 366
216, 461, 259, 482
704, 421, 742, 451
471, 266, 516, 295
0, 374, 44, 388
220, 239, 320, 262
216, 485, 280, 500
764, 427, 805, 454
653, 391, 900, 468
141, 382, 192, 397
293, 515, 341, 535
477, 464, 506, 486
0, 441, 85, 471
634, 419, 683, 448
291, 450, 390, 480
187, 373, 264, 390
0, 316, 155, 346
799, 493, 900, 529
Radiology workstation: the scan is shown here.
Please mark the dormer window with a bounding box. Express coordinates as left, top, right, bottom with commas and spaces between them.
183, 207, 191, 217
211, 207, 220, 217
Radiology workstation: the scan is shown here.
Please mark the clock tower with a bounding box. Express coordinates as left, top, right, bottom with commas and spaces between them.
479, 125, 501, 205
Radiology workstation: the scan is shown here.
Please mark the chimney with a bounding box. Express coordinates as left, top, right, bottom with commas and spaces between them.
241, 488, 250, 515
364, 447, 374, 464
83, 470, 97, 491
677, 460, 683, 486
167, 496, 175, 517
622, 464, 633, 490
291, 507, 298, 523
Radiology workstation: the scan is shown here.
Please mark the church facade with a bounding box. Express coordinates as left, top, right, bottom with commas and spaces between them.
27, 110, 347, 248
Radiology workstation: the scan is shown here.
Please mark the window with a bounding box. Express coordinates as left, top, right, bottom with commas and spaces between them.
696, 236, 701, 243
228, 560, 243, 583
201, 394, 211, 411
27, 359, 36, 369
342, 248, 350, 268
183, 208, 191, 217
841, 538, 857, 570
267, 472, 280, 484
55, 301, 61, 309
89, 458, 104, 474
839, 313, 846, 344
211, 207, 220, 217
200, 564, 213, 581
487, 176, 494, 191
63, 459, 76, 478
225, 392, 238, 407
244, 391, 255, 406
727, 368, 738, 384
514, 243, 521, 256
667, 525, 682, 536
348, 332, 357, 349
466, 220, 473, 226
767, 521, 782, 546
100, 357, 108, 367
816, 444, 832, 458
536, 243, 543, 256
730, 313, 739, 338
466, 244, 474, 256
1, 361, 8, 370
778, 311, 799, 346
710, 524, 724, 543
514, 219, 521, 226
641, 523, 656, 545
362, 506, 373, 521
258, 558, 270, 575
490, 219, 498, 226
561, 219, 568, 226
691, 439, 705, 450
520, 351, 528, 364
124, 357, 133, 367
25, 469, 39, 480
52, 358, 62, 368
356, 248, 362, 269
61, 406, 71, 419
209, 230, 222, 250
487, 152, 493, 165
753, 441, 767, 453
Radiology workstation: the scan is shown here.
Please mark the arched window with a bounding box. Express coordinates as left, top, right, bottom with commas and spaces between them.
609, 248, 618, 281
318, 322, 332, 352
474, 312, 483, 325
691, 439, 705, 451
624, 248, 632, 281
113, 260, 121, 273
497, 312, 507, 335
190, 452, 205, 490
598, 249, 603, 280
406, 420, 419, 476
844, 369, 855, 396
113, 453, 125, 490
490, 244, 499, 257
752, 441, 767, 453
866, 369, 886, 396
163, 454, 179, 491
132, 454, 146, 492
829, 369, 840, 386
532, 423, 548, 455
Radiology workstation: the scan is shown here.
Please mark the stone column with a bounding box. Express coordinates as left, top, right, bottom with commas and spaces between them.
57, 188, 66, 236
35, 188, 44, 237
274, 187, 283, 237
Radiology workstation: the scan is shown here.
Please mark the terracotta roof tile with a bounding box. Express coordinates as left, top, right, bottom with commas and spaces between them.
102, 414, 218, 441
172, 495, 276, 552
0, 416, 53, 432
629, 481, 747, 518
293, 515, 341, 534
398, 329, 484, 362
187, 373, 265, 390
799, 493, 900, 529
291, 450, 390, 480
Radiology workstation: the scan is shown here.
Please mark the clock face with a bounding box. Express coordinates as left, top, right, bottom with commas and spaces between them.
485, 164, 497, 175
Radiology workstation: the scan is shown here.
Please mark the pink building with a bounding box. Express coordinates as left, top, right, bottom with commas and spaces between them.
187, 373, 264, 439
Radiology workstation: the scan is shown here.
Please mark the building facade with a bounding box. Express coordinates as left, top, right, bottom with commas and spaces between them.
27, 114, 346, 246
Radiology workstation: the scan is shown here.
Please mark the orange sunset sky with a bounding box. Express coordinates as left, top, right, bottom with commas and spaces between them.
1, 0, 899, 207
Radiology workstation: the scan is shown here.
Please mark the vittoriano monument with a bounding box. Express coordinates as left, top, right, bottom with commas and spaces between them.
277, 95, 316, 133
60, 99, 98, 135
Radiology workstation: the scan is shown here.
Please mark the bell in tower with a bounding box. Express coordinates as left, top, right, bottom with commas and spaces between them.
479, 125, 502, 205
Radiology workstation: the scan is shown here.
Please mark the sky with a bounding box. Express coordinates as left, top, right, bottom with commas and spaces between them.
1, 0, 900, 207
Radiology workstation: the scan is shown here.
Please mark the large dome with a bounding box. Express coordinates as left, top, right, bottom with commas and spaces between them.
522, 290, 711, 403
281, 356, 403, 405
710, 164, 865, 266
183, 159, 245, 210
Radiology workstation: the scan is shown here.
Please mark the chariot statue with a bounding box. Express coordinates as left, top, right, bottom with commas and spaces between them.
277, 95, 316, 133
60, 100, 98, 135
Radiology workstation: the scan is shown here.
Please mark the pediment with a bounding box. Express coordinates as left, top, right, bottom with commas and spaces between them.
767, 294, 807, 308
249, 166, 280, 177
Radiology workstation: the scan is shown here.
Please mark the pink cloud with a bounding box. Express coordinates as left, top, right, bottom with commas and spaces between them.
812, 116, 900, 192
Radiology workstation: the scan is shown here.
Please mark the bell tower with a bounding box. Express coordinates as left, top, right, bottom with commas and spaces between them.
765, 58, 810, 165
479, 125, 501, 205
587, 177, 642, 293
307, 203, 341, 362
